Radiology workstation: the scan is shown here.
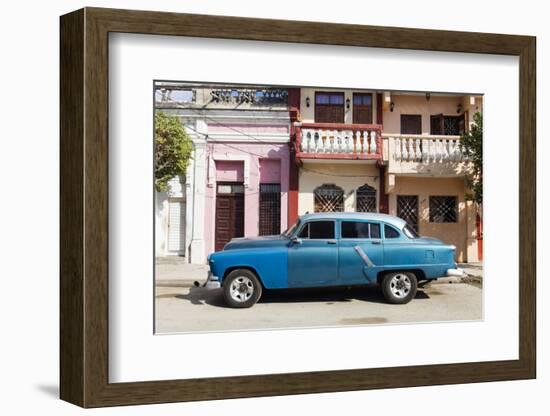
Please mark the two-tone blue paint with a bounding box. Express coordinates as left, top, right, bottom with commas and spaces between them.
208, 213, 457, 289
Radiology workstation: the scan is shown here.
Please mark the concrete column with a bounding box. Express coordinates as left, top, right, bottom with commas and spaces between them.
188, 120, 208, 264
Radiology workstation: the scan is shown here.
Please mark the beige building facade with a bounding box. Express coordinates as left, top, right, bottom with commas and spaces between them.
292, 88, 482, 263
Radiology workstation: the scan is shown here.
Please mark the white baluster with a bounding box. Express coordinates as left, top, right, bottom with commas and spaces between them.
437, 139, 444, 161
451, 139, 459, 161
394, 138, 401, 161
344, 132, 349, 153
313, 131, 319, 153
402, 138, 409, 161
370, 130, 377, 154
454, 140, 462, 161
409, 137, 416, 162
346, 130, 353, 153
415, 138, 422, 161
447, 139, 454, 161
421, 139, 429, 162
443, 139, 450, 161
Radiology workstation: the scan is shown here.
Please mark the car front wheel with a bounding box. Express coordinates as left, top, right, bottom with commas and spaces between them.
381, 271, 417, 304
223, 269, 262, 308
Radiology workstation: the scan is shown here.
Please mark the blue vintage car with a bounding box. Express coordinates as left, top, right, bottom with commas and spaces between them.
202, 212, 463, 308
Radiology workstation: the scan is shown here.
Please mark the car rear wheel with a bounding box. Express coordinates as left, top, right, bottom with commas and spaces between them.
223, 269, 262, 308
381, 271, 417, 304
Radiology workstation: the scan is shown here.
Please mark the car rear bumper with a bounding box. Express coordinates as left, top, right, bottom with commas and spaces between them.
446, 268, 466, 277
194, 271, 221, 289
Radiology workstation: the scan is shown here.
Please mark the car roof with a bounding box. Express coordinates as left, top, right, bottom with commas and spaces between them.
299, 212, 407, 229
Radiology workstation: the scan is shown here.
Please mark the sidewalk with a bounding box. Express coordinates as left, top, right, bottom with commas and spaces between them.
457, 262, 483, 285
458, 262, 483, 279
155, 257, 209, 287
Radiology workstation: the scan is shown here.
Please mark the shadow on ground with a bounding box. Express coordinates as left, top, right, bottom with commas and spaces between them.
172, 285, 431, 308
35, 384, 58, 399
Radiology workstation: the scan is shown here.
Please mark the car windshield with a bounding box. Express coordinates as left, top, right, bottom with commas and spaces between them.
403, 224, 420, 239
282, 219, 301, 237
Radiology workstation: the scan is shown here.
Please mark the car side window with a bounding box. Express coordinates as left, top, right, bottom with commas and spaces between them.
341, 221, 369, 238
370, 223, 381, 239
298, 221, 335, 239
341, 221, 380, 239
384, 224, 400, 239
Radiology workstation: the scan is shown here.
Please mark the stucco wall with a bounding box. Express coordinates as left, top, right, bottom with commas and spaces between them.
383, 95, 464, 135
298, 162, 380, 214
387, 176, 478, 262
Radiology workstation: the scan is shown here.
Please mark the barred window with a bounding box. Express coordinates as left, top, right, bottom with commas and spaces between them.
259, 184, 281, 236
397, 195, 419, 232
356, 184, 377, 213
314, 184, 344, 213
429, 196, 458, 223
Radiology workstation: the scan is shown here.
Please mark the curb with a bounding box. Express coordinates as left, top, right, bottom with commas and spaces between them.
155, 280, 198, 288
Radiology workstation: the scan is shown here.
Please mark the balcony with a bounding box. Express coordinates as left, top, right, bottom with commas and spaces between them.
384, 134, 471, 176
295, 123, 382, 161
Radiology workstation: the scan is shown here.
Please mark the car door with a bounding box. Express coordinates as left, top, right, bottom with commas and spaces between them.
287, 220, 339, 287
338, 220, 384, 284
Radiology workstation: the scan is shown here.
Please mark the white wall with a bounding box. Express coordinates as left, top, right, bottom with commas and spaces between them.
0, 1, 546, 416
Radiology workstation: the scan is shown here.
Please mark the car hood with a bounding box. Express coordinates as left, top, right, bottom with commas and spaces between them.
223, 235, 289, 251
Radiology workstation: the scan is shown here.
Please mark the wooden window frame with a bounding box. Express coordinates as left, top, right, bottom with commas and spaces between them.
314, 91, 345, 123
430, 113, 467, 135
400, 114, 422, 134
352, 92, 373, 124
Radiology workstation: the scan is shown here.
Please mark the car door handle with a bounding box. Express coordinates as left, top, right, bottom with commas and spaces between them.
327, 239, 337, 244
371, 240, 382, 245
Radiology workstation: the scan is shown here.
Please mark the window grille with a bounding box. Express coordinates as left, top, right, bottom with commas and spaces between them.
397, 195, 419, 231
314, 184, 344, 212
356, 184, 377, 212
259, 184, 281, 236
429, 196, 458, 223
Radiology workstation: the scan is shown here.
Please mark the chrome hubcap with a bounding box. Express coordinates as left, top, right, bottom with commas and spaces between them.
389, 274, 412, 299
229, 276, 254, 303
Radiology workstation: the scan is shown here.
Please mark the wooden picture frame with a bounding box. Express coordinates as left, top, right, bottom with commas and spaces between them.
60, 7, 536, 408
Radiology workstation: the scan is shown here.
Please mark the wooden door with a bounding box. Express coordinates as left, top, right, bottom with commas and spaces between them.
215, 183, 245, 251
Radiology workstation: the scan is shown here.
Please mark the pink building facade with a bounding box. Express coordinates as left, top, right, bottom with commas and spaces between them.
204, 142, 290, 255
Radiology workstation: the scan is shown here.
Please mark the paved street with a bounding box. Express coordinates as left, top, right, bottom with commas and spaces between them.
155, 281, 482, 333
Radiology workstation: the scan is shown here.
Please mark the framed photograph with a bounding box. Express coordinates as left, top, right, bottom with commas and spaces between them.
60, 7, 536, 408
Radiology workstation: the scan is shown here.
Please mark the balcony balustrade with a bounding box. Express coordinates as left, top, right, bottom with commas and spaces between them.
386, 134, 466, 163
295, 123, 382, 160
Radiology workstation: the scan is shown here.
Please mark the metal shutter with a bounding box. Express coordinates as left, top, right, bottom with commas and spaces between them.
167, 198, 185, 253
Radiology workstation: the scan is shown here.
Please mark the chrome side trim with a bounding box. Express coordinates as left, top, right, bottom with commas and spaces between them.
354, 245, 375, 267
